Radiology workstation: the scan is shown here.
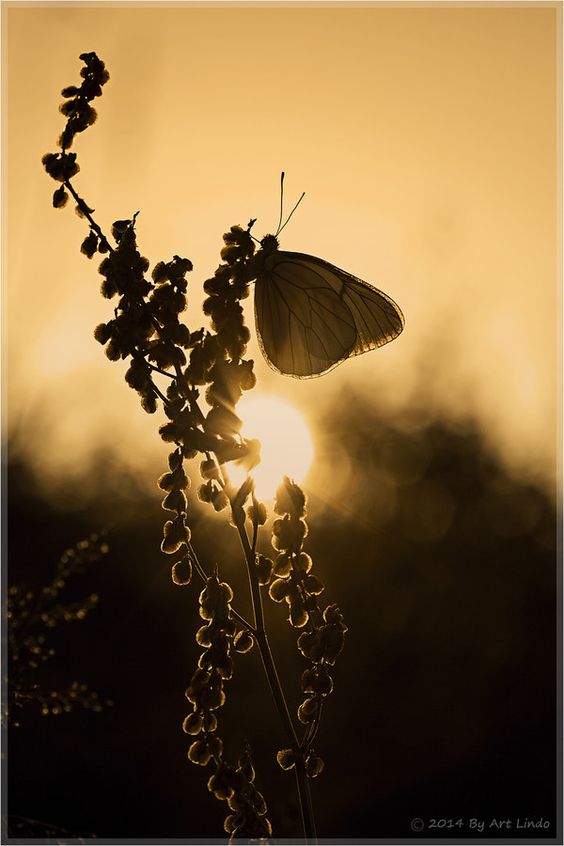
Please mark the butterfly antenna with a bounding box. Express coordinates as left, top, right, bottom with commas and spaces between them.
274, 172, 286, 236
276, 189, 306, 236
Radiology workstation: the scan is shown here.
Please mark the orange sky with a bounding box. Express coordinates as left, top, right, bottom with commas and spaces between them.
4, 3, 560, 497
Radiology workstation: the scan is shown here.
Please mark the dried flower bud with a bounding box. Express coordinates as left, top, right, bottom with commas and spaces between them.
182, 711, 203, 735
207, 734, 224, 759
162, 488, 187, 513
208, 762, 234, 800
206, 406, 243, 437
171, 555, 192, 586
203, 711, 218, 732
289, 601, 308, 629
198, 481, 215, 503
247, 500, 267, 526
306, 753, 324, 778
295, 552, 313, 574
93, 322, 110, 344
200, 458, 219, 481
223, 814, 240, 834
161, 515, 190, 554
233, 630, 254, 653
276, 749, 298, 771
268, 578, 289, 603
303, 574, 324, 595
232, 477, 254, 512
274, 477, 306, 518
196, 624, 213, 648
255, 555, 273, 586
272, 515, 306, 552
202, 681, 225, 711
323, 604, 347, 628
297, 630, 322, 662
168, 449, 183, 471
188, 739, 212, 766
212, 489, 229, 512
80, 231, 98, 258
42, 151, 80, 182
302, 667, 333, 696
297, 696, 318, 724
158, 464, 189, 492
111, 218, 133, 242
53, 185, 68, 208
152, 261, 168, 283
273, 552, 292, 577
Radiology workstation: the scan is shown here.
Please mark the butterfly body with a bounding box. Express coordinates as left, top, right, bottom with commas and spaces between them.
252, 235, 404, 378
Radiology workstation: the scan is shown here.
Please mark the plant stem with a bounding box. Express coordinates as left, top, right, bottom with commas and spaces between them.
233, 511, 317, 844
295, 756, 318, 843
64, 179, 112, 249
62, 160, 318, 840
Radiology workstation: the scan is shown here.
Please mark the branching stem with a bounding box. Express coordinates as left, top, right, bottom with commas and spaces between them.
59, 168, 318, 844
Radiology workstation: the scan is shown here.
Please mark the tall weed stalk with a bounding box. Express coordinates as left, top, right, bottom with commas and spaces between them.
42, 53, 347, 843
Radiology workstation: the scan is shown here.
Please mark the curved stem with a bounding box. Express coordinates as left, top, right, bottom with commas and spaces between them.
63, 161, 317, 839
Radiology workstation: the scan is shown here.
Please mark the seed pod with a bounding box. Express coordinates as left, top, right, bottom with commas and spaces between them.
255, 555, 273, 585
233, 630, 254, 653
295, 552, 313, 574
53, 185, 68, 208
289, 600, 308, 629
273, 552, 292, 577
171, 555, 192, 586
303, 574, 324, 595
268, 578, 289, 603
306, 753, 324, 778
161, 516, 190, 554
188, 739, 212, 766
182, 712, 203, 735
276, 748, 298, 771
297, 697, 318, 724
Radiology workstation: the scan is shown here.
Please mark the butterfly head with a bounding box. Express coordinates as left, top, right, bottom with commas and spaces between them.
259, 234, 280, 256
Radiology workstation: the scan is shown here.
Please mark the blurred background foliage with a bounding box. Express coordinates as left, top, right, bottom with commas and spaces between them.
7, 390, 556, 840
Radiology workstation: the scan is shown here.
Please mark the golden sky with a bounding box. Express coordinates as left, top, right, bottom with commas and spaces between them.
4, 2, 560, 497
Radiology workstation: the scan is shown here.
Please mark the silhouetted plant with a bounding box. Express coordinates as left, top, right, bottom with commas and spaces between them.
5, 532, 112, 727
41, 52, 347, 843
6, 815, 94, 842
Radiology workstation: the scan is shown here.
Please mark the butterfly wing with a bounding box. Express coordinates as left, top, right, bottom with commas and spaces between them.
297, 252, 406, 358
254, 252, 357, 377
254, 250, 404, 378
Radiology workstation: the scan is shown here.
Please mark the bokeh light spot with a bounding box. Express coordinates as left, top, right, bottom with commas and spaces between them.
234, 395, 314, 501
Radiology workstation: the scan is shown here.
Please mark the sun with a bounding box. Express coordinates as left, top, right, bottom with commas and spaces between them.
232, 394, 314, 501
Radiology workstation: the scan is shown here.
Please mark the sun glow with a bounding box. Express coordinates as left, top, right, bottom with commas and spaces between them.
232, 395, 314, 501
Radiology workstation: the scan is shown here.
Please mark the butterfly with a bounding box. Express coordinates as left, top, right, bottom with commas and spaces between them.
249, 181, 404, 378
249, 175, 404, 379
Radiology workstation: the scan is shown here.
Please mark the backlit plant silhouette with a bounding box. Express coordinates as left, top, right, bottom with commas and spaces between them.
42, 53, 347, 843
5, 533, 112, 728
